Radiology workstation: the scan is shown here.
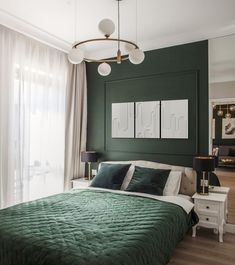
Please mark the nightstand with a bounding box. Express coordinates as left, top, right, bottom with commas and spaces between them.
192, 192, 228, 242
71, 178, 91, 189
209, 186, 230, 194
210, 186, 230, 222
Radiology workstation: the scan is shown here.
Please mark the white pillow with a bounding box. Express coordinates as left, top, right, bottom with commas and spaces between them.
163, 171, 182, 196
120, 165, 135, 190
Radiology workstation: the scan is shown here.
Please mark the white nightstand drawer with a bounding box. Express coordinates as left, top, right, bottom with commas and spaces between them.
196, 200, 220, 214
198, 214, 218, 225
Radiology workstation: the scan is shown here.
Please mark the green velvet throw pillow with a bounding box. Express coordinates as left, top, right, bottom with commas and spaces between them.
90, 163, 131, 190
126, 166, 171, 196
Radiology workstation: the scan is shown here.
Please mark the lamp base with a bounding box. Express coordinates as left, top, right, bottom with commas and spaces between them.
199, 172, 209, 195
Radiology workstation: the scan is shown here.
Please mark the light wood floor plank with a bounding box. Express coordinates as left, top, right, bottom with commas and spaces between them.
216, 168, 235, 224
169, 229, 235, 265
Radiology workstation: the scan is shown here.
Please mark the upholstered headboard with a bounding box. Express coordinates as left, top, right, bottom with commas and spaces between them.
100, 160, 197, 196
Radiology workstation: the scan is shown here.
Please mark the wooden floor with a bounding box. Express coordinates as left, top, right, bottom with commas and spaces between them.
216, 168, 235, 224
169, 229, 235, 265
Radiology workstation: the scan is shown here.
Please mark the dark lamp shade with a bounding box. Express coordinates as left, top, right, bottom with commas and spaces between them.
193, 156, 215, 172
210, 155, 218, 168
81, 151, 97, 163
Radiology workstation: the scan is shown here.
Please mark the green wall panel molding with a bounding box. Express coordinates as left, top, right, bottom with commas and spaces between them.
105, 71, 198, 155
86, 41, 209, 167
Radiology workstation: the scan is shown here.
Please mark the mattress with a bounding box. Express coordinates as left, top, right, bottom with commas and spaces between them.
0, 189, 197, 265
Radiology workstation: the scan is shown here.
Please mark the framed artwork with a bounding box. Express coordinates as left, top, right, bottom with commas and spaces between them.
222, 118, 235, 139
161, 99, 188, 139
135, 101, 160, 138
112, 102, 134, 138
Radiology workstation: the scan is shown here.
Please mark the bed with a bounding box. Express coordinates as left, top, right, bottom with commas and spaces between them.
0, 160, 197, 265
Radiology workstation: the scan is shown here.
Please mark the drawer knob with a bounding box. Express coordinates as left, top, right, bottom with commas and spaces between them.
206, 206, 210, 209
206, 218, 209, 221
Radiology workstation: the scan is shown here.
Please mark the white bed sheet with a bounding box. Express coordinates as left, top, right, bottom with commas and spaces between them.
72, 187, 194, 214
177, 194, 193, 202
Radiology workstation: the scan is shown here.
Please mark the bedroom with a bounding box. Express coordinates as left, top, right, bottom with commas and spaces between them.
0, 0, 235, 264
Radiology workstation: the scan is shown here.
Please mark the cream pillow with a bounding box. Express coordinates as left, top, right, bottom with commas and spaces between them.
163, 171, 182, 196
120, 165, 135, 190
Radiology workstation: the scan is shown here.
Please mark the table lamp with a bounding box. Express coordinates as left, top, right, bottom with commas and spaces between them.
193, 156, 215, 195
81, 151, 97, 180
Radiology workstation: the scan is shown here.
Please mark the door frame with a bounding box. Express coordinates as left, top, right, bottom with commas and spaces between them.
209, 97, 235, 154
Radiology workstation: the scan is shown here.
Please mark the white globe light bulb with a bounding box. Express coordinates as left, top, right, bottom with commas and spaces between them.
230, 105, 235, 112
225, 113, 231, 119
98, 19, 115, 37
98, 63, 111, 76
129, 48, 145, 64
68, 48, 84, 64
124, 43, 135, 53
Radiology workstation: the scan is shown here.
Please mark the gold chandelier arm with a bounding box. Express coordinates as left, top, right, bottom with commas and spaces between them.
73, 38, 139, 50
84, 56, 129, 63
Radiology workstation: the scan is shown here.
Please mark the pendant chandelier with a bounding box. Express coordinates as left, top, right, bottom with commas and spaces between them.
215, 104, 235, 118
225, 104, 232, 119
68, 0, 145, 76
217, 105, 224, 117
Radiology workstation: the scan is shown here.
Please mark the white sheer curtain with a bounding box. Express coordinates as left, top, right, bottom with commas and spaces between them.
0, 25, 68, 208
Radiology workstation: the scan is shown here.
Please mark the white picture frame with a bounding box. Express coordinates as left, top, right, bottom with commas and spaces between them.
135, 101, 160, 138
112, 102, 134, 138
222, 118, 235, 139
161, 99, 188, 139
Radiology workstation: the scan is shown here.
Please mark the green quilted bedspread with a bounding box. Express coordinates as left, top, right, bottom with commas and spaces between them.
0, 190, 193, 265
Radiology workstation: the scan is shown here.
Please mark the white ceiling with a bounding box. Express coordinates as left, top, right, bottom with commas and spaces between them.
0, 0, 235, 59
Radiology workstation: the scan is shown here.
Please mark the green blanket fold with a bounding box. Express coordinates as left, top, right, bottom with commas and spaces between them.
0, 190, 192, 265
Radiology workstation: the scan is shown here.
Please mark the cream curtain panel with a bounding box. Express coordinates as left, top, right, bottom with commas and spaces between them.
64, 63, 87, 191
0, 25, 69, 208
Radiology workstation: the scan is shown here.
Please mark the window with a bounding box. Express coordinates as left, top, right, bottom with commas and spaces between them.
13, 64, 65, 202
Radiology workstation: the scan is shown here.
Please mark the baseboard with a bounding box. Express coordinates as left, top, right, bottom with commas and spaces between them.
226, 223, 235, 234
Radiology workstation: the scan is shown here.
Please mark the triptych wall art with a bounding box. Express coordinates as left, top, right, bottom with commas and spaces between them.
111, 99, 188, 139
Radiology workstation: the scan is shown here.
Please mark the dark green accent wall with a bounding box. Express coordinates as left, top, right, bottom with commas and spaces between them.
213, 104, 235, 146
86, 41, 209, 167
